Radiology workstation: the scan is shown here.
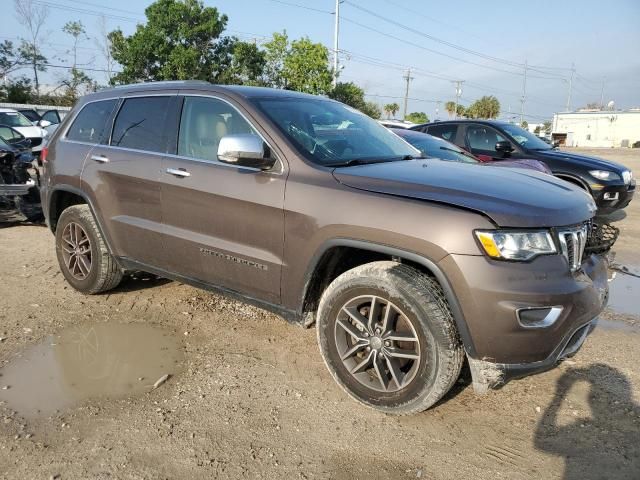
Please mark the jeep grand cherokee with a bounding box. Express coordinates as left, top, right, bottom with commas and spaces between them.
41, 81, 608, 414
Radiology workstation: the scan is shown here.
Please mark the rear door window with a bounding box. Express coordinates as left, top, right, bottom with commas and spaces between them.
66, 99, 118, 143
42, 110, 61, 124
426, 124, 458, 142
111, 97, 171, 153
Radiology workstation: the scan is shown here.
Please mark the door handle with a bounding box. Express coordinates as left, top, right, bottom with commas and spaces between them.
90, 154, 109, 163
166, 167, 191, 178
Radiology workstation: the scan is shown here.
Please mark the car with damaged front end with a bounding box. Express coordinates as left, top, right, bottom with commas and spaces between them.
42, 82, 609, 414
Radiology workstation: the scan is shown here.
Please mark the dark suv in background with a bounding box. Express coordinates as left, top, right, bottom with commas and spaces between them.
411, 120, 635, 215
42, 81, 608, 414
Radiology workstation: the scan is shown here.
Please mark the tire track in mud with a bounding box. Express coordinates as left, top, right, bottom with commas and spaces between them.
482, 443, 527, 470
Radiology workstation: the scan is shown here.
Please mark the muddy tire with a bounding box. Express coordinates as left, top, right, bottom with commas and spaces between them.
316, 261, 463, 415
55, 204, 123, 294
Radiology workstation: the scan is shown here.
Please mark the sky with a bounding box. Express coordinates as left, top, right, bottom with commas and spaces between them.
2, 0, 639, 123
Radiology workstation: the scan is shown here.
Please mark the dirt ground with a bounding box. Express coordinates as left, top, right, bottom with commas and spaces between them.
0, 148, 639, 480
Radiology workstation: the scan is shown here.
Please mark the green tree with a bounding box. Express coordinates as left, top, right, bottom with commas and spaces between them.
444, 101, 464, 118
62, 20, 87, 68
361, 101, 381, 119
520, 120, 529, 129
534, 125, 541, 134
543, 121, 552, 133
282, 37, 332, 94
263, 31, 289, 88
61, 20, 95, 103
383, 103, 400, 119
329, 81, 366, 108
0, 76, 33, 103
465, 95, 500, 119
14, 0, 48, 96
0, 40, 26, 78
108, 0, 231, 84
218, 41, 266, 85
405, 112, 429, 124
328, 82, 381, 119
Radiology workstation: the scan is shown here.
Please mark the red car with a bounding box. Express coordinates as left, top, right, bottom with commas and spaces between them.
390, 128, 551, 174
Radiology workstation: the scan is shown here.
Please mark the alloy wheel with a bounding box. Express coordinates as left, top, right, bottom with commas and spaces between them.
61, 221, 92, 280
334, 295, 421, 393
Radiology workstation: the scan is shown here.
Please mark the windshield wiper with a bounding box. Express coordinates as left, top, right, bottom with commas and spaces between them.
326, 155, 424, 167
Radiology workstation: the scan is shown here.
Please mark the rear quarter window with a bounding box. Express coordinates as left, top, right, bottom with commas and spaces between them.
66, 99, 118, 143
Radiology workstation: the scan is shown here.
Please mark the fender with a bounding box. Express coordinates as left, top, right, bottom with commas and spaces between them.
553, 173, 591, 193
300, 238, 477, 357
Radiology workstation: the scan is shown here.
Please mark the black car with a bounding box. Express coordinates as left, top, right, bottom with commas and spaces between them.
410, 120, 635, 215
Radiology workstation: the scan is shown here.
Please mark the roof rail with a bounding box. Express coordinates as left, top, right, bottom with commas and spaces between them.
113, 80, 211, 89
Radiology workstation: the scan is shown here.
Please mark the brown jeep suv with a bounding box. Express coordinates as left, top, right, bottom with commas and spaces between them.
42, 81, 609, 414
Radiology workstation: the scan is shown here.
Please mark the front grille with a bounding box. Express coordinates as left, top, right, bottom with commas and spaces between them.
28, 137, 42, 147
557, 224, 588, 272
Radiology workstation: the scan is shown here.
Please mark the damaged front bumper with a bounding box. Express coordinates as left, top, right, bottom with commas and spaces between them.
468, 318, 599, 393
0, 178, 36, 196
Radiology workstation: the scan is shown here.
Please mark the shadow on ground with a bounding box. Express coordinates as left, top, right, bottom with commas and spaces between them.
535, 363, 640, 480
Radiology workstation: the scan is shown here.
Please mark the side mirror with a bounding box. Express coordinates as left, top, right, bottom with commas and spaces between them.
495, 140, 514, 156
38, 120, 52, 128
217, 134, 275, 171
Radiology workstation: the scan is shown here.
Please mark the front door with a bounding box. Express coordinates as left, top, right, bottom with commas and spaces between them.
464, 124, 511, 160
81, 95, 175, 267
160, 95, 286, 304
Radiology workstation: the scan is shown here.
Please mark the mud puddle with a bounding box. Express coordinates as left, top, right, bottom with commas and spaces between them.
0, 322, 183, 419
607, 270, 640, 317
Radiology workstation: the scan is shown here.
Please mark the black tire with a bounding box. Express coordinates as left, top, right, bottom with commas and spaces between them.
55, 204, 123, 294
316, 261, 464, 415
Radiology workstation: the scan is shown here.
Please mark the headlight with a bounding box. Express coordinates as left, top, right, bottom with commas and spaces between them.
475, 230, 556, 261
622, 170, 633, 185
589, 170, 620, 181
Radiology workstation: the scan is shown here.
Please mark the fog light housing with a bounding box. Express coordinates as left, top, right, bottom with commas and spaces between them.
517, 306, 563, 328
603, 192, 619, 201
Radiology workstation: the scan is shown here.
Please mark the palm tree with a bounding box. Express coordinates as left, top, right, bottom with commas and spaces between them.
445, 101, 456, 118
389, 102, 399, 118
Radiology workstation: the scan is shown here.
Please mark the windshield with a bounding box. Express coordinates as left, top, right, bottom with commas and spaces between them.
252, 97, 420, 166
0, 111, 33, 128
500, 123, 552, 150
394, 130, 477, 164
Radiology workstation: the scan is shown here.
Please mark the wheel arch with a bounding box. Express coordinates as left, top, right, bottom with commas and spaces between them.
47, 185, 116, 258
300, 238, 477, 357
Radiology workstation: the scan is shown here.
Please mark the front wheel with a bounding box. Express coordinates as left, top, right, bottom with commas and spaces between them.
316, 261, 464, 415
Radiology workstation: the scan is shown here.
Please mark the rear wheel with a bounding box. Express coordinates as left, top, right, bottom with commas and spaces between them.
55, 204, 123, 294
316, 261, 464, 415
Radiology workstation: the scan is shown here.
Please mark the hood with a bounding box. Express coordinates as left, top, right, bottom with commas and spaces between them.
333, 159, 596, 228
12, 125, 45, 138
533, 149, 628, 172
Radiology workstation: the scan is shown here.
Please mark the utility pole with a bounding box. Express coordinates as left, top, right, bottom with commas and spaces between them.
520, 59, 527, 126
565, 62, 575, 112
453, 80, 464, 119
599, 77, 606, 109
402, 68, 414, 119
332, 0, 341, 88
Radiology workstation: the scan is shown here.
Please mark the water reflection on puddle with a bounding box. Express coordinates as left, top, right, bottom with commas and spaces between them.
0, 323, 183, 419
607, 272, 640, 317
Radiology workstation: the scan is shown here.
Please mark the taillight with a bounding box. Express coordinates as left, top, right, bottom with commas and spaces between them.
41, 146, 48, 163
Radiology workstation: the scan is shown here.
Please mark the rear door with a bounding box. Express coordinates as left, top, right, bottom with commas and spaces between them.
160, 93, 286, 303
82, 93, 177, 267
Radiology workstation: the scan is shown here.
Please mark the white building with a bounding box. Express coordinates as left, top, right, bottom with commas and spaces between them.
552, 110, 640, 148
